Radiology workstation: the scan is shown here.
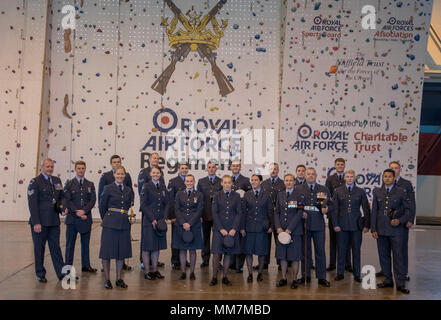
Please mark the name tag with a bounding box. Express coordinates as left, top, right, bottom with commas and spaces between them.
304, 206, 319, 212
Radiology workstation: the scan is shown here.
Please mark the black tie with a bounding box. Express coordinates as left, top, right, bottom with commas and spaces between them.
286, 191, 290, 199
226, 191, 230, 198
348, 186, 352, 193
210, 177, 214, 184
386, 188, 390, 196
272, 178, 275, 185
310, 185, 314, 192
255, 190, 259, 198
156, 183, 160, 190
80, 179, 83, 187
188, 190, 191, 197
119, 184, 123, 193
232, 176, 236, 183
339, 174, 343, 181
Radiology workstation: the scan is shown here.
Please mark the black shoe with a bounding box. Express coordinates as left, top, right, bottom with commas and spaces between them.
179, 272, 186, 280
297, 277, 311, 284
406, 275, 410, 281
345, 266, 353, 273
276, 278, 287, 287
247, 274, 253, 283
376, 270, 385, 277
318, 279, 331, 287
222, 277, 232, 286
190, 272, 196, 280
334, 274, 344, 281
327, 265, 336, 271
186, 261, 190, 267
209, 277, 218, 286
37, 276, 47, 283
157, 261, 165, 268
144, 272, 156, 280
172, 263, 181, 270
154, 271, 164, 279
115, 279, 128, 288
263, 264, 269, 270
122, 263, 132, 271
397, 285, 410, 294
311, 265, 315, 270
200, 261, 209, 268
236, 267, 243, 274
82, 266, 97, 273
291, 280, 298, 289
354, 276, 362, 283
377, 281, 394, 288
104, 280, 113, 289
257, 273, 263, 282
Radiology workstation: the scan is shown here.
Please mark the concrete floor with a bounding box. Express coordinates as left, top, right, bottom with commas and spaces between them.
0, 221, 440, 300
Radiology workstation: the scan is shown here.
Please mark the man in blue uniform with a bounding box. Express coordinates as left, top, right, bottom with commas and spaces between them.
261, 163, 285, 269
230, 160, 252, 273
167, 162, 190, 269
98, 154, 133, 271
325, 158, 352, 272
389, 161, 415, 281
371, 169, 411, 294
331, 169, 370, 282
197, 161, 223, 267
298, 168, 331, 287
27, 158, 67, 282
63, 161, 97, 273
137, 152, 165, 269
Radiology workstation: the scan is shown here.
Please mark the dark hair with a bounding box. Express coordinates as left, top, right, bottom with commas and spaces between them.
110, 155, 121, 163
296, 164, 306, 170
389, 161, 400, 167
179, 162, 189, 168
335, 158, 346, 164
151, 165, 162, 174
74, 160, 86, 169
251, 174, 263, 181
383, 169, 395, 177
185, 174, 195, 181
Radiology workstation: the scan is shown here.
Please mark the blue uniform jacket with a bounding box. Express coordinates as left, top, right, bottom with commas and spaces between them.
274, 190, 304, 235
296, 183, 332, 231
98, 183, 134, 230
242, 189, 273, 232
212, 190, 242, 232
196, 176, 223, 221
175, 190, 204, 227
140, 180, 169, 226
27, 174, 64, 227
167, 175, 186, 219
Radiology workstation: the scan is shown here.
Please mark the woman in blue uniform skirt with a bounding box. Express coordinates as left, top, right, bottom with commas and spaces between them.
209, 175, 242, 286
99, 166, 134, 289
241, 174, 273, 282
172, 174, 204, 280
140, 166, 169, 280
274, 174, 304, 289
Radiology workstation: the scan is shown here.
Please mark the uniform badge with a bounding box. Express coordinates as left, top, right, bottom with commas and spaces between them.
194, 196, 197, 204
88, 187, 91, 193
163, 191, 166, 197
27, 189, 34, 196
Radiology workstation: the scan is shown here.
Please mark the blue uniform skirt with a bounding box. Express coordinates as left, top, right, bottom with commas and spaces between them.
211, 231, 240, 255
141, 224, 167, 251
243, 232, 270, 256
171, 223, 203, 250
99, 227, 132, 260
275, 234, 302, 262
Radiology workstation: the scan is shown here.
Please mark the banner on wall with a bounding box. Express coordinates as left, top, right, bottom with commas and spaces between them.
279, 0, 433, 198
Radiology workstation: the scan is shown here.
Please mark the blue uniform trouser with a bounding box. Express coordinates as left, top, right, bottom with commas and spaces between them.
171, 221, 180, 265
337, 230, 362, 277
377, 232, 406, 286
65, 224, 91, 268
30, 225, 65, 278
301, 230, 326, 279
402, 227, 409, 275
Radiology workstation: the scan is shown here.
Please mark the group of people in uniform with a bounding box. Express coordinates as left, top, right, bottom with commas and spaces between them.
27, 154, 415, 294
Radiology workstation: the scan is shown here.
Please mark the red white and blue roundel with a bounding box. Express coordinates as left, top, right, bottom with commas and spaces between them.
153, 108, 178, 133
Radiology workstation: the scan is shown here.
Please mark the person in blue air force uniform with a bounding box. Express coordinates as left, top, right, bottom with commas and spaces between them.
241, 174, 273, 283
137, 152, 165, 270
298, 167, 332, 287
27, 158, 67, 283
209, 175, 242, 286
98, 166, 134, 289
167, 163, 189, 270
63, 160, 97, 273
274, 174, 304, 289
196, 161, 223, 267
261, 163, 285, 270
140, 166, 169, 281
229, 161, 252, 273
371, 169, 411, 294
172, 174, 204, 280
331, 169, 370, 283
389, 161, 415, 282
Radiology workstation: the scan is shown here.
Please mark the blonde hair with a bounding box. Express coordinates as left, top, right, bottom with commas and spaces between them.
221, 175, 232, 182
114, 165, 126, 174
345, 169, 355, 175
